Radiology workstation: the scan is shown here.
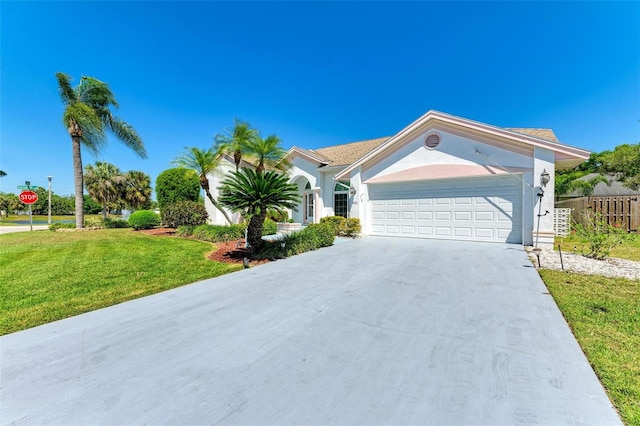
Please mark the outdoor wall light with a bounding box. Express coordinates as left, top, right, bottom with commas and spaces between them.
349, 186, 356, 197
540, 169, 550, 188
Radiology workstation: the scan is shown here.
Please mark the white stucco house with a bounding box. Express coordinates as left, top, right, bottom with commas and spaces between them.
205, 110, 590, 248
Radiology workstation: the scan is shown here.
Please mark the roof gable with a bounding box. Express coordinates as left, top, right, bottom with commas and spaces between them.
335, 110, 590, 180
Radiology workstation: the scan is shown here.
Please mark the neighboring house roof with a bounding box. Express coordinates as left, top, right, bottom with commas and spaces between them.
564, 173, 640, 197
505, 128, 559, 143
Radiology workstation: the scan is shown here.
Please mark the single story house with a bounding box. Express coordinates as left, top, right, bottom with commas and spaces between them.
205, 110, 590, 248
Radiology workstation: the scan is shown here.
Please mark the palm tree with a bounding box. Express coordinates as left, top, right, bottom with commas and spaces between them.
56, 72, 146, 228
84, 161, 126, 220
172, 146, 233, 224
123, 170, 152, 210
0, 171, 6, 177
213, 119, 256, 172
219, 168, 300, 251
244, 133, 291, 173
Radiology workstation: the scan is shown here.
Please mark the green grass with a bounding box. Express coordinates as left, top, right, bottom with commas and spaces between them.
556, 233, 640, 261
540, 270, 640, 425
0, 228, 241, 335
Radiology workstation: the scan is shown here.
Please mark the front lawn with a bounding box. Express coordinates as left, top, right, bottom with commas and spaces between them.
540, 270, 639, 425
0, 228, 242, 335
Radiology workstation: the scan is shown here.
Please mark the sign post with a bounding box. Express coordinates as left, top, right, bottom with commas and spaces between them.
19, 190, 38, 231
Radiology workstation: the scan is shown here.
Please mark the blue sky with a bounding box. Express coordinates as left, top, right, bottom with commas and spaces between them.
1, 1, 638, 197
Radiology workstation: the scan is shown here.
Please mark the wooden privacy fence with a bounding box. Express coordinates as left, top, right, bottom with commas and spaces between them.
555, 196, 640, 233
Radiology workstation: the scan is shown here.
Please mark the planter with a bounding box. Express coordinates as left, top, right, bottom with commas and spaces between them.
277, 222, 303, 232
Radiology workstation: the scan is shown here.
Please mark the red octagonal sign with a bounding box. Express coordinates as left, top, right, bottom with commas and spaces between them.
19, 190, 38, 204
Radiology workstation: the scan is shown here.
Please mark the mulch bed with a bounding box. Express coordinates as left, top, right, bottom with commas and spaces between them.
138, 227, 271, 266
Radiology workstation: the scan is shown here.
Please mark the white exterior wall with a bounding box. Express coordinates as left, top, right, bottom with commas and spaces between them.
532, 147, 556, 248
204, 159, 242, 225
362, 130, 532, 182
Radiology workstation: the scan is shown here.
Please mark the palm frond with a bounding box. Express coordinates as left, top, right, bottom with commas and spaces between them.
78, 76, 118, 109
56, 72, 77, 105
63, 103, 106, 155
109, 117, 147, 158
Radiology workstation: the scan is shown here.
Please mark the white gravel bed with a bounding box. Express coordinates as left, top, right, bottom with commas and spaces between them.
526, 247, 640, 280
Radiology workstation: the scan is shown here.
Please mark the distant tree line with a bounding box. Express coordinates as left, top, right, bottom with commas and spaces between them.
556, 143, 640, 198
0, 161, 153, 218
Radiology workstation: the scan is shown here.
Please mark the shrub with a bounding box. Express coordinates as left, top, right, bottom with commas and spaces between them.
49, 222, 76, 231
84, 217, 104, 228
161, 201, 208, 228
256, 222, 335, 259
267, 209, 289, 223
573, 211, 631, 259
128, 210, 161, 230
262, 218, 277, 236
343, 218, 362, 237
175, 225, 195, 237
104, 218, 130, 229
302, 222, 335, 247
190, 224, 245, 243
319, 216, 360, 237
155, 168, 200, 211
320, 216, 346, 235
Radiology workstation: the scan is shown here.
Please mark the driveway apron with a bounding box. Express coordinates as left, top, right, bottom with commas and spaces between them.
1, 237, 621, 425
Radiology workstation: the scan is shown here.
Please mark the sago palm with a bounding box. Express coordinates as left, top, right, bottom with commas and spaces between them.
214, 119, 256, 172
84, 161, 126, 220
56, 72, 146, 228
219, 168, 300, 251
172, 146, 233, 224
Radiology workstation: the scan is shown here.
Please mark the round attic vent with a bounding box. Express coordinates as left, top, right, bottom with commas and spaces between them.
424, 133, 441, 149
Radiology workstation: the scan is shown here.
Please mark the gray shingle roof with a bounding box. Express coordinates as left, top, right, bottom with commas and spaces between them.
505, 128, 559, 143
310, 137, 390, 167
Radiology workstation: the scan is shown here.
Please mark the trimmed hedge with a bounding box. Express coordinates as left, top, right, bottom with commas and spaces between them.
257, 222, 335, 259
128, 210, 161, 230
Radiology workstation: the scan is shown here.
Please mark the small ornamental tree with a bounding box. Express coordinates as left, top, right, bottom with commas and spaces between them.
155, 168, 200, 211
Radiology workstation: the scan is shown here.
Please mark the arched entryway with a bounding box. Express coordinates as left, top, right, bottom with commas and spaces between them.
290, 176, 318, 224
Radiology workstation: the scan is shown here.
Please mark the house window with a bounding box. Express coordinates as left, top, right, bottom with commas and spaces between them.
334, 181, 349, 218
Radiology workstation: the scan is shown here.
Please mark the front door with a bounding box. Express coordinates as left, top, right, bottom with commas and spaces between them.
304, 192, 314, 224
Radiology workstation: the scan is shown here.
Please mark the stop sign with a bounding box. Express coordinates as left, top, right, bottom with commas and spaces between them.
19, 190, 38, 204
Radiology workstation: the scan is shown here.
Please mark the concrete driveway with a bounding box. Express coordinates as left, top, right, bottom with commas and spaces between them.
1, 237, 620, 425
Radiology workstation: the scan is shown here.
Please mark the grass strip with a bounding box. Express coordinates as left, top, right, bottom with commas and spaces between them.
540, 269, 639, 425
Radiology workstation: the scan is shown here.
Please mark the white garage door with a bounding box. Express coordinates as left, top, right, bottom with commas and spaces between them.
369, 175, 522, 243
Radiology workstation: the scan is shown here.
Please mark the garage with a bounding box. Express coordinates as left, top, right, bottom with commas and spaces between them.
369, 175, 523, 243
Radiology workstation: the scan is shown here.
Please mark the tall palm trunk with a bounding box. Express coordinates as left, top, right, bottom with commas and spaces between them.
69, 122, 85, 228
200, 176, 233, 224
205, 190, 233, 224
247, 209, 267, 251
